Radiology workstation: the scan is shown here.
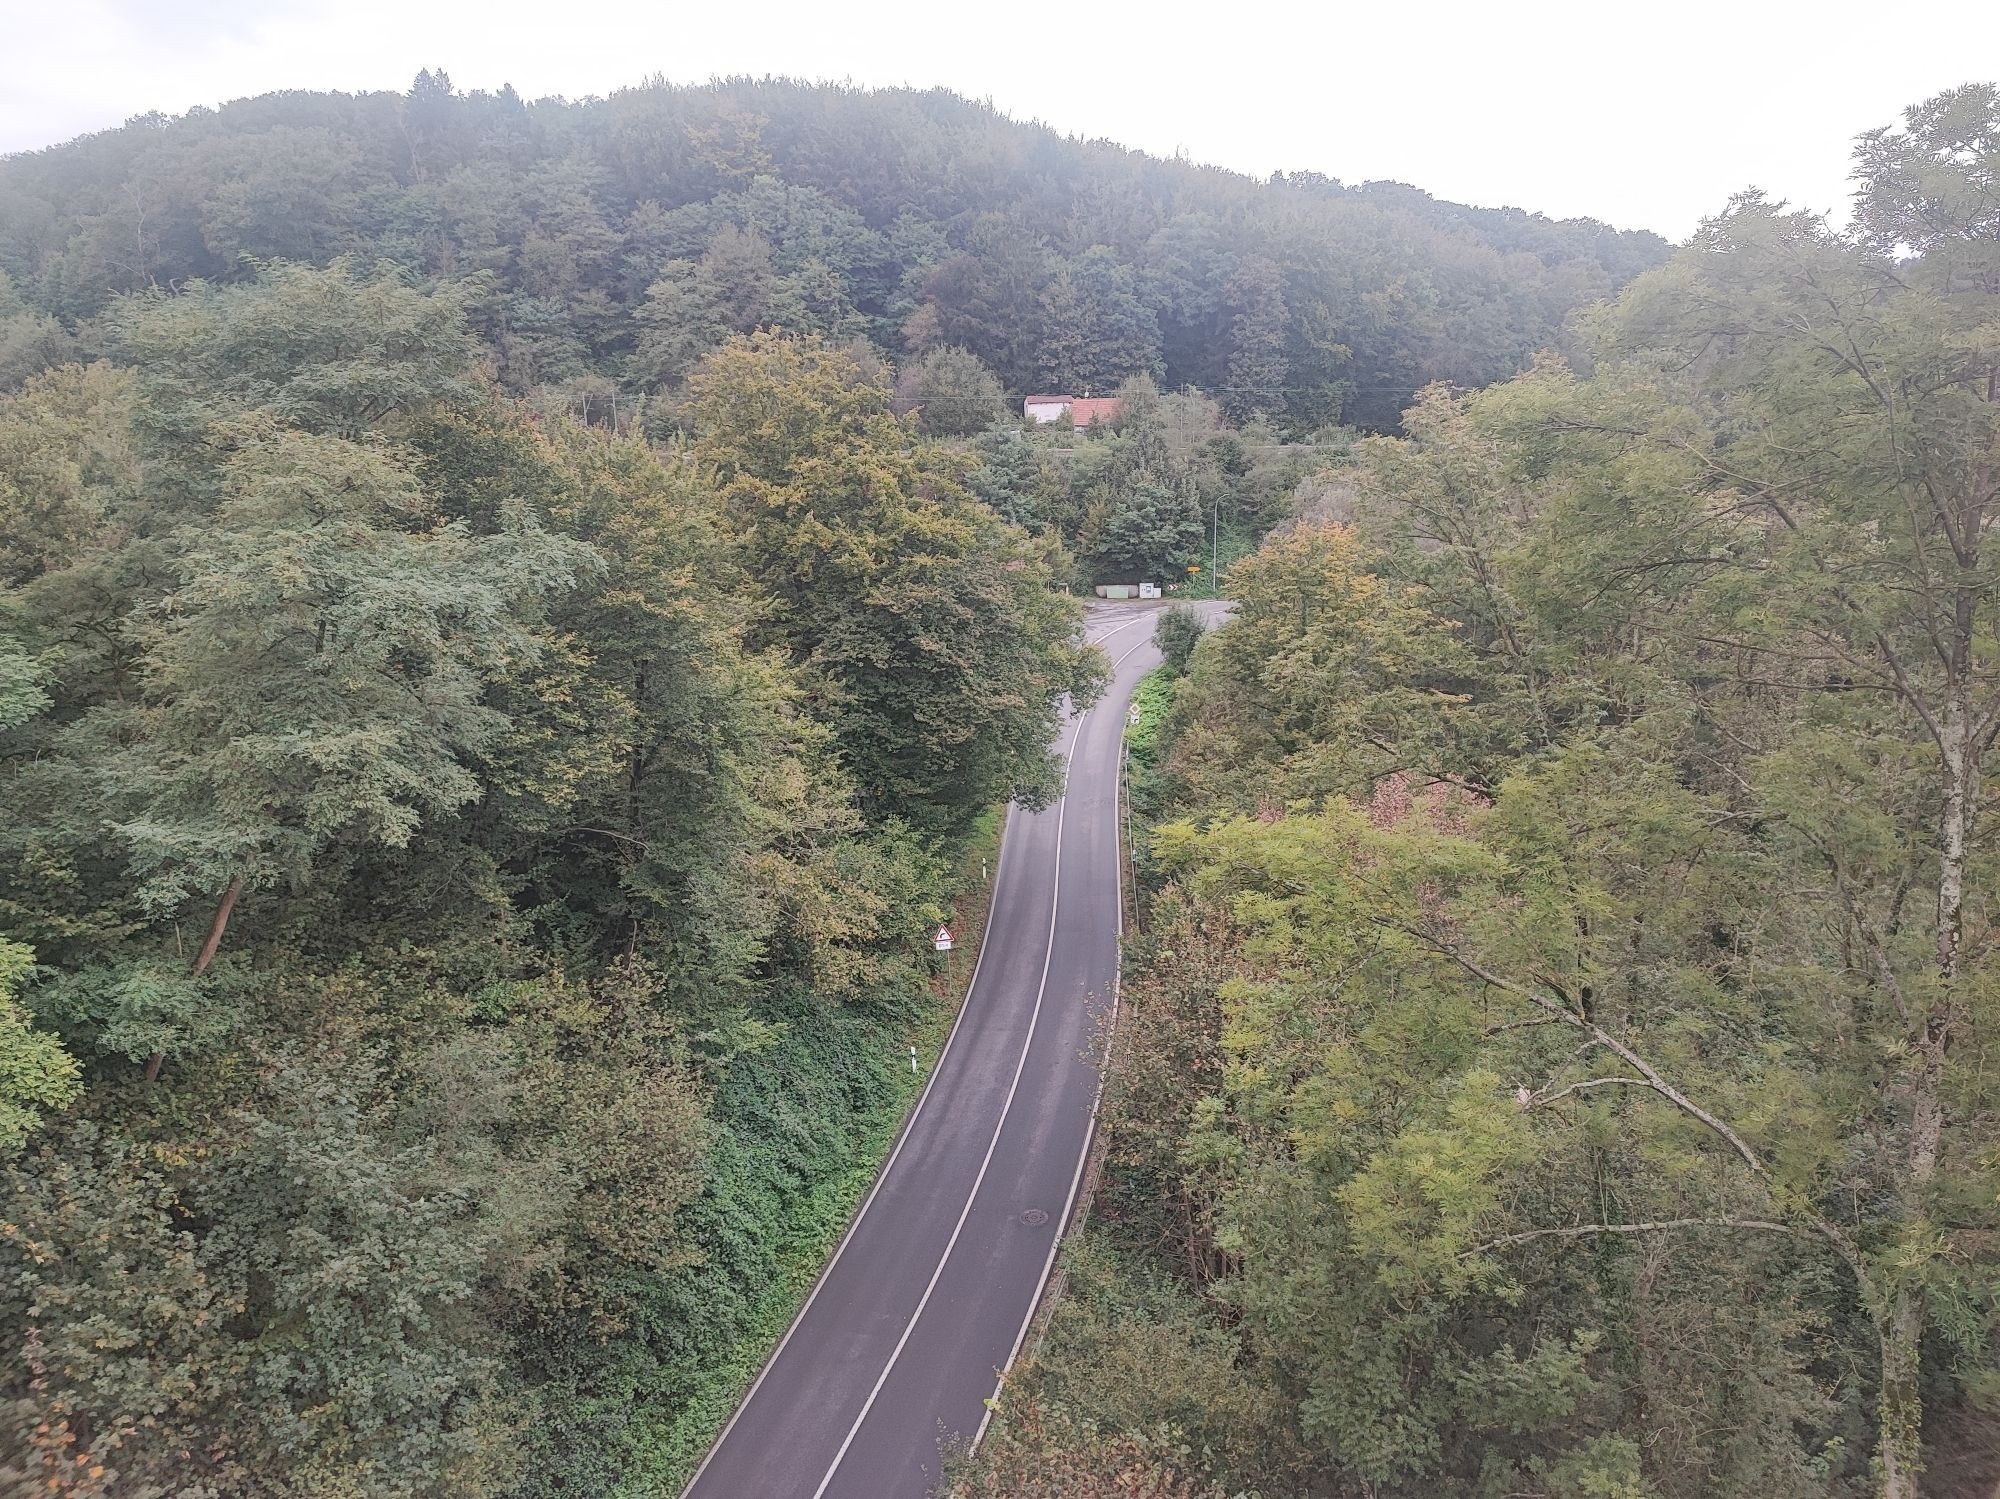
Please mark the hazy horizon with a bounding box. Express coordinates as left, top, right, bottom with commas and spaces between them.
6, 0, 1995, 242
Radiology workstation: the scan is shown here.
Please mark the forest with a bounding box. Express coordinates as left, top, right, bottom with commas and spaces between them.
0, 73, 1665, 435
0, 63, 1990, 1499
953, 84, 2000, 1499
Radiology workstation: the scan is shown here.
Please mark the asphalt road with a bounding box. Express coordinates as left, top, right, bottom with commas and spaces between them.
682, 600, 1192, 1499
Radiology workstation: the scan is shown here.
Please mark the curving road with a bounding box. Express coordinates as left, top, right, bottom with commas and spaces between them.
682, 599, 1195, 1499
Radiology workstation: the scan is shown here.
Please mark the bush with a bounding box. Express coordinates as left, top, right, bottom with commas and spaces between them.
1152, 605, 1205, 675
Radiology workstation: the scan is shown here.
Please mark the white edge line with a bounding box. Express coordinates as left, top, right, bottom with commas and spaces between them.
680, 821, 1018, 1498
968, 632, 1153, 1450
806, 704, 1098, 1499
680, 611, 1145, 1498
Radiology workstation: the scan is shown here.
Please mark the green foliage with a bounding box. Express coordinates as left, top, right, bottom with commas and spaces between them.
1030, 245, 1164, 395
0, 235, 1036, 1494
0, 940, 78, 1154
0, 269, 81, 391
517, 986, 937, 1495
94, 421, 593, 916
35, 66, 1981, 1499
0, 626, 48, 731
1093, 479, 1203, 582
894, 344, 1007, 437
0, 78, 1664, 433
691, 332, 1103, 835
942, 1395, 1229, 1499
31, 958, 228, 1069
0, 361, 136, 588
966, 426, 1043, 529
1165, 519, 1474, 812
1152, 605, 1206, 675
200, 1063, 515, 1493
964, 82, 2000, 1499
2, 1123, 248, 1498
103, 259, 481, 453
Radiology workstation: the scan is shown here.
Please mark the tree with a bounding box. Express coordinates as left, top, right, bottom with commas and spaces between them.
1222, 254, 1288, 424
103, 259, 481, 452
631, 258, 730, 391
964, 89, 2000, 1499
1072, 381, 1207, 585
0, 270, 81, 392
892, 344, 1006, 437
1033, 247, 1164, 396
1152, 604, 1205, 675
417, 401, 940, 1004
86, 424, 590, 1062
0, 362, 137, 587
22, 265, 595, 1077
1089, 479, 1202, 583
690, 332, 1105, 835
967, 426, 1043, 529
1581, 109, 2000, 1487
1, 1123, 252, 1497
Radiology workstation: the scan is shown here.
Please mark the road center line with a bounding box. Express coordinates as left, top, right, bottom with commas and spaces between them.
683, 614, 1156, 1499
972, 643, 1141, 1444
680, 788, 1024, 1499
808, 631, 1155, 1499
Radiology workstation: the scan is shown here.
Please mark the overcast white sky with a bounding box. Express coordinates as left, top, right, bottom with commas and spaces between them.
3, 0, 1993, 241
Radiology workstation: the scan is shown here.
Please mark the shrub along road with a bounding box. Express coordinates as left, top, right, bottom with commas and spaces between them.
683, 601, 1212, 1499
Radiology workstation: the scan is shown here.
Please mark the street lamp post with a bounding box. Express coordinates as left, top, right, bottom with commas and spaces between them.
1211, 497, 1219, 594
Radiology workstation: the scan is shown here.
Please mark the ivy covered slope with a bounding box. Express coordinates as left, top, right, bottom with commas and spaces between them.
952, 85, 2000, 1499
0, 74, 1664, 435
0, 258, 1105, 1496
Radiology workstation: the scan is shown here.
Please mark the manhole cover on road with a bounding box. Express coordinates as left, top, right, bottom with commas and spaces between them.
1021, 1208, 1049, 1226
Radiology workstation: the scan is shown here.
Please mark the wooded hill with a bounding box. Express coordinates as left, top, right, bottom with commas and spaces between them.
8, 68, 1894, 1499
0, 74, 1666, 433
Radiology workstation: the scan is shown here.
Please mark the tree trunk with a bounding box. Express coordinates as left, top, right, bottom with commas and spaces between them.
190, 874, 243, 978
1874, 628, 1974, 1495
144, 874, 244, 1083
1879, 1288, 1927, 1499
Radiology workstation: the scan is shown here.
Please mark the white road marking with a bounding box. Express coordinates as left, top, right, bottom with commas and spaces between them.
972, 632, 1149, 1444
809, 632, 1156, 1499
679, 807, 1022, 1497
1085, 610, 1153, 647
682, 607, 1159, 1499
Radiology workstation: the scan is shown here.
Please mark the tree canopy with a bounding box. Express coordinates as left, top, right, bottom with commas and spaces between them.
0, 77, 1666, 436
0, 259, 1103, 1496
958, 82, 2000, 1499
10, 63, 1994, 1499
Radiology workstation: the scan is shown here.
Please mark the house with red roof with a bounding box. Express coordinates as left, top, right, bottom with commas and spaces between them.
1023, 394, 1124, 430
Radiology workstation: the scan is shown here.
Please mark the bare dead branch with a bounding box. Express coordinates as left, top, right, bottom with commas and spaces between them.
1462, 1216, 1801, 1258
1528, 1075, 1655, 1109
